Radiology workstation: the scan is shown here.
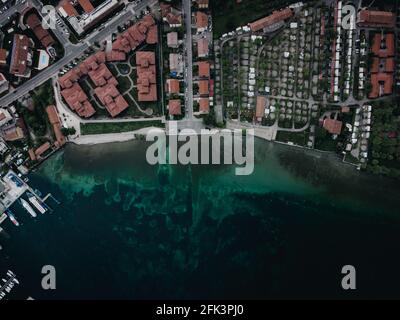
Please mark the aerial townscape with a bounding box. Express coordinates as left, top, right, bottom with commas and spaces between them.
0, 0, 400, 301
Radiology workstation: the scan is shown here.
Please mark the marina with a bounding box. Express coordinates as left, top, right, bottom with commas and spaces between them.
0, 170, 59, 233
0, 270, 19, 300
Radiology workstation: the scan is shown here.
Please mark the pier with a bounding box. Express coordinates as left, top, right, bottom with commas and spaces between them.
0, 270, 19, 300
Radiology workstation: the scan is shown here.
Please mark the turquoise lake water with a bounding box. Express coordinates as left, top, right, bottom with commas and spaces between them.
1, 139, 400, 299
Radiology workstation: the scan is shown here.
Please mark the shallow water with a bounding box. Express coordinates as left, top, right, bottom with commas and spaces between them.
1, 139, 400, 299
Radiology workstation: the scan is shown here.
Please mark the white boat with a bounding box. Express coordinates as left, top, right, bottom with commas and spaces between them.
20, 199, 37, 218
27, 193, 46, 214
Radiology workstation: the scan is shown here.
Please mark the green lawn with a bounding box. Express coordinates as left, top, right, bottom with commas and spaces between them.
80, 121, 164, 135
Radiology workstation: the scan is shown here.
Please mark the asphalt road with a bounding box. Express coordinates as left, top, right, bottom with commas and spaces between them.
0, 0, 155, 108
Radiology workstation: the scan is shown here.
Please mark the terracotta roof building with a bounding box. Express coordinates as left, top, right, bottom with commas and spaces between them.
256, 96, 267, 119
160, 3, 182, 27
199, 98, 209, 113
88, 63, 118, 87
106, 50, 126, 62
370, 73, 393, 98
371, 33, 395, 58
168, 99, 181, 115
46, 105, 66, 146
34, 142, 51, 158
199, 80, 209, 96
198, 61, 210, 78
61, 82, 96, 118
0, 49, 7, 66
77, 0, 94, 13
197, 38, 209, 57
136, 51, 157, 101
195, 11, 208, 31
94, 83, 129, 117
357, 9, 395, 28
25, 13, 55, 48
111, 15, 157, 53
369, 33, 395, 99
249, 8, 293, 32
166, 79, 180, 94
9, 34, 32, 78
59, 0, 78, 16
323, 118, 343, 135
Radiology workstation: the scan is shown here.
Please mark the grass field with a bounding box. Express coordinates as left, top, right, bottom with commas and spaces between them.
80, 120, 164, 135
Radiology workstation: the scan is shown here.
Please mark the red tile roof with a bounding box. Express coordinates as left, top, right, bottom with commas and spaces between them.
371, 33, 395, 58
199, 98, 209, 113
198, 61, 210, 78
88, 63, 117, 87
169, 99, 181, 115
94, 83, 129, 117
249, 8, 293, 32
323, 118, 342, 135
61, 82, 96, 118
136, 51, 157, 101
77, 0, 94, 13
112, 15, 157, 53
26, 13, 55, 48
34, 142, 51, 158
0, 48, 7, 65
9, 34, 30, 77
60, 0, 78, 16
146, 25, 158, 44
46, 105, 66, 146
256, 96, 266, 118
106, 50, 126, 62
199, 80, 209, 96
167, 79, 180, 93
196, 11, 208, 29
370, 73, 393, 98
358, 9, 395, 28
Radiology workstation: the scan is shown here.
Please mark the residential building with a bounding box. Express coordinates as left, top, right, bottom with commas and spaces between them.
0, 49, 7, 66
166, 79, 180, 94
323, 118, 342, 135
136, 51, 157, 101
169, 53, 183, 74
25, 13, 55, 48
9, 34, 33, 78
199, 98, 209, 113
168, 99, 181, 115
0, 109, 12, 127
197, 38, 209, 58
199, 80, 209, 96
167, 32, 179, 48
160, 3, 182, 27
256, 96, 267, 120
60, 82, 96, 118
45, 105, 66, 147
94, 83, 129, 117
249, 8, 293, 32
0, 73, 9, 95
198, 61, 210, 78
195, 11, 208, 32
357, 9, 395, 28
